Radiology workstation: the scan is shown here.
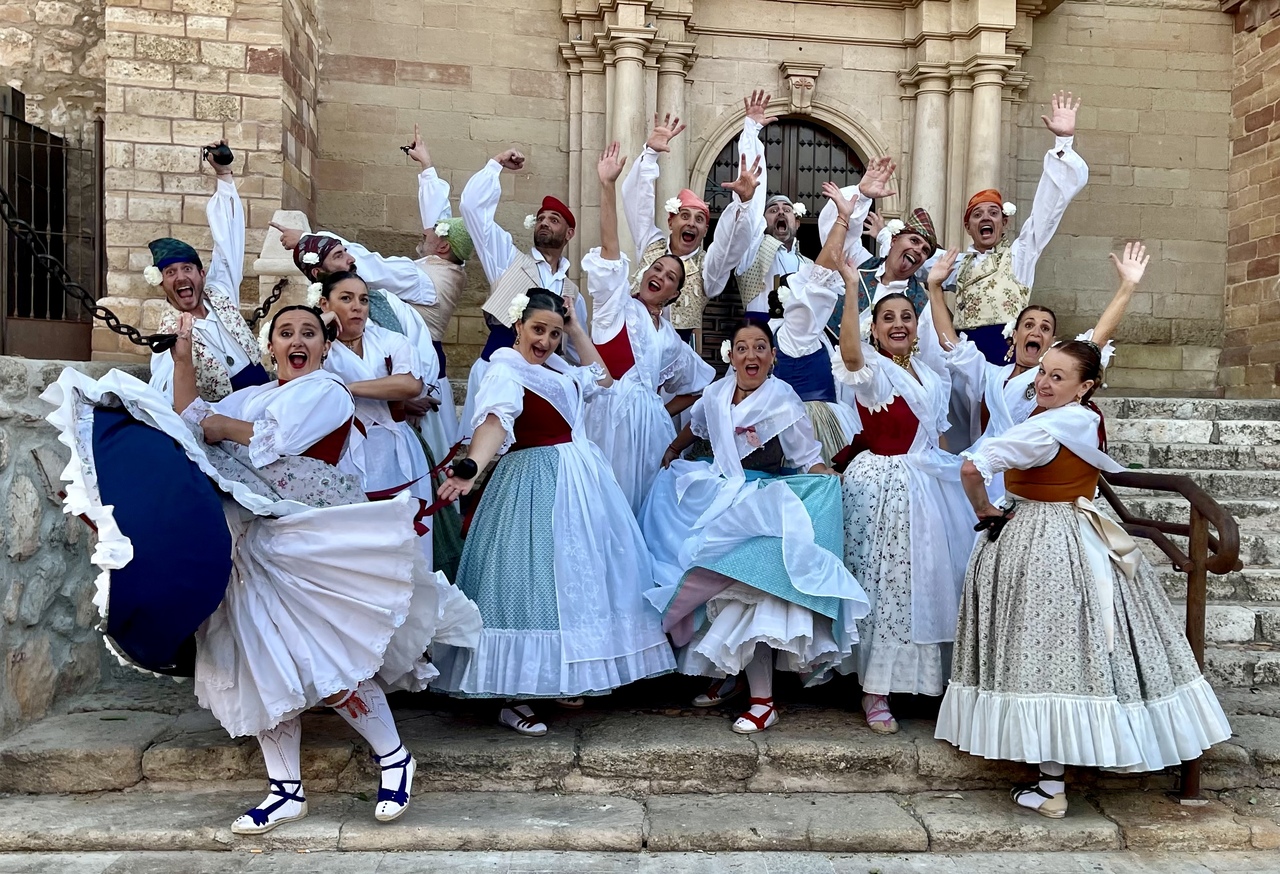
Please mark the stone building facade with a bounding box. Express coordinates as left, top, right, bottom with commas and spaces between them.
0, 0, 1258, 395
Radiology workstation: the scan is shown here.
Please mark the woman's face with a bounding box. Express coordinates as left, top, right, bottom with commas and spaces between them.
318, 278, 369, 340
1034, 347, 1095, 409
872, 299, 917, 357
730, 325, 775, 391
1013, 309, 1056, 369
637, 256, 682, 310
515, 309, 564, 365
270, 310, 329, 381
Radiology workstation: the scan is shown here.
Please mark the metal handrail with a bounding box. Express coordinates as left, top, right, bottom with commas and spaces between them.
1098, 469, 1243, 802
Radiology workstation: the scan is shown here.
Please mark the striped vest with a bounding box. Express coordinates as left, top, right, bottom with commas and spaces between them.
482, 250, 579, 327
735, 235, 785, 310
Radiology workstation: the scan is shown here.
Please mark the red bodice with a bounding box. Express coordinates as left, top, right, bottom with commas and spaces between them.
596, 325, 636, 380
301, 417, 353, 466
850, 397, 920, 457
511, 392, 572, 450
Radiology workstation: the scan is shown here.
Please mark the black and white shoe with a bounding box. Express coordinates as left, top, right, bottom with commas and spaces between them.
373, 744, 416, 823
231, 779, 308, 835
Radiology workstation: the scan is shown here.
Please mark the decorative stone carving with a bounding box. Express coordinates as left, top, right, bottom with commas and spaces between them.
780, 61, 823, 115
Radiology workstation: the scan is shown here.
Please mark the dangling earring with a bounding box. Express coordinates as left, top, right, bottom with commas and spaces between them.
269, 355, 277, 366
1004, 341, 1015, 363
909, 338, 919, 357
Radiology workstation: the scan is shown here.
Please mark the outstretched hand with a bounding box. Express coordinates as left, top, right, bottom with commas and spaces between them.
597, 141, 626, 185
173, 312, 194, 361
438, 473, 476, 502
929, 247, 961, 287
407, 123, 432, 168
1110, 241, 1149, 285
857, 156, 897, 200
1041, 90, 1081, 138
722, 153, 763, 202
743, 89, 778, 128
821, 181, 857, 221
646, 113, 687, 154
269, 222, 302, 250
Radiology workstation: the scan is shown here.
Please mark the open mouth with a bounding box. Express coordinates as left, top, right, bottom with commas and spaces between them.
743, 363, 760, 377
979, 222, 995, 238
646, 278, 663, 294
774, 217, 789, 232
175, 284, 195, 302
530, 344, 550, 360
902, 252, 920, 270
888, 329, 909, 343
286, 351, 308, 370
680, 228, 698, 245
1024, 340, 1042, 356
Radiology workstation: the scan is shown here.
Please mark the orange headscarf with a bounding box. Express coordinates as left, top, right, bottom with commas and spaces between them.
965, 189, 1005, 221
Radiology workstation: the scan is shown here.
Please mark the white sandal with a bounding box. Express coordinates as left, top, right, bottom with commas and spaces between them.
498, 705, 547, 737
731, 697, 779, 734
231, 779, 308, 835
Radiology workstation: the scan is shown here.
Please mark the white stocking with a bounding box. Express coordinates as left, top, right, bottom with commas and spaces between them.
329, 679, 402, 758
744, 641, 774, 702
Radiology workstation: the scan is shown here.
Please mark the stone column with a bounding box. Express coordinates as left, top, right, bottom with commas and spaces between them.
944, 73, 973, 248
965, 66, 1007, 200
608, 33, 651, 259
657, 45, 693, 207
909, 74, 949, 237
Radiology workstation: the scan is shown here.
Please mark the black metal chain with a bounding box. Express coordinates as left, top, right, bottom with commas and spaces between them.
247, 276, 287, 328
0, 184, 178, 352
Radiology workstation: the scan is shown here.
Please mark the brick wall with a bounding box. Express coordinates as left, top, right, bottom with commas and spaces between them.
0, 0, 105, 134
1222, 0, 1280, 398
312, 0, 569, 367
1019, 0, 1233, 396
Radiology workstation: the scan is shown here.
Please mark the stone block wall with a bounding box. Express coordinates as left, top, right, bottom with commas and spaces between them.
1222, 0, 1280, 398
0, 358, 146, 734
312, 0, 569, 367
1019, 0, 1233, 396
0, 0, 105, 134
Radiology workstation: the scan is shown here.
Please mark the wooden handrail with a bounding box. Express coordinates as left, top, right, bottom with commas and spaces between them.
1097, 469, 1243, 802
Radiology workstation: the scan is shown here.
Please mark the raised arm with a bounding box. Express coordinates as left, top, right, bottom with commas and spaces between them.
597, 142, 626, 261
201, 140, 244, 306
1091, 241, 1149, 349
621, 113, 686, 259
171, 313, 200, 414
836, 256, 866, 374
818, 156, 892, 266
459, 148, 525, 283
725, 91, 775, 274
816, 181, 856, 271
925, 248, 962, 348
1010, 91, 1089, 286
408, 123, 452, 228
702, 151, 763, 298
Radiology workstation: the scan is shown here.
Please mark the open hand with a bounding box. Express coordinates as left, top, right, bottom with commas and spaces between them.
1110, 241, 1149, 285
743, 89, 778, 128
597, 141, 627, 185
857, 156, 897, 200
646, 113, 687, 154
494, 148, 526, 171
269, 222, 302, 250
407, 123, 432, 168
722, 154, 762, 202
437, 472, 476, 502
864, 211, 886, 239
821, 181, 857, 221
928, 247, 961, 287
1041, 90, 1081, 138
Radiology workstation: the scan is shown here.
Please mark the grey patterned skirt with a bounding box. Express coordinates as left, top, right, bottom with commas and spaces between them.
935, 499, 1232, 772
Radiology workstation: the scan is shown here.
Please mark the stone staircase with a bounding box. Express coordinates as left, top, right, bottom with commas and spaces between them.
1, 396, 1279, 857
1099, 397, 1280, 690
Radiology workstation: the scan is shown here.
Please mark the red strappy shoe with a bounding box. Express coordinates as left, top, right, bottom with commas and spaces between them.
731, 697, 779, 734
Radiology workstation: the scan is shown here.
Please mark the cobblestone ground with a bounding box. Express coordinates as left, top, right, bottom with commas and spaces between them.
0, 851, 1274, 873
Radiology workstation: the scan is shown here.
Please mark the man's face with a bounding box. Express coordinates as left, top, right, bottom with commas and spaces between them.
533, 209, 573, 250
161, 262, 206, 313
668, 208, 708, 256
321, 244, 356, 274
764, 202, 798, 245
965, 202, 1008, 252
417, 229, 450, 260
884, 232, 932, 281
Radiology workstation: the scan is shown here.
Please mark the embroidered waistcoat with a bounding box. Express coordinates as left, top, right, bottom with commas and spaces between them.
634, 237, 704, 332
157, 285, 259, 402
482, 251, 579, 326
735, 235, 785, 310
825, 259, 927, 340
954, 239, 1031, 331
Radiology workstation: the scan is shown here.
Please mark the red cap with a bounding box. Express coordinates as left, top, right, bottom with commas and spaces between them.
539, 196, 575, 229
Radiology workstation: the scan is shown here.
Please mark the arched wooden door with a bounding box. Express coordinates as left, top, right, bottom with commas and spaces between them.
700, 117, 868, 367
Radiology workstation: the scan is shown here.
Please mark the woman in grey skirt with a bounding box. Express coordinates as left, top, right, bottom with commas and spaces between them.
936, 331, 1232, 819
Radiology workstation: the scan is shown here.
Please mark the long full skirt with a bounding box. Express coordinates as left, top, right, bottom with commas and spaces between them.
841, 451, 972, 696
935, 499, 1232, 771
431, 442, 676, 698
583, 376, 675, 517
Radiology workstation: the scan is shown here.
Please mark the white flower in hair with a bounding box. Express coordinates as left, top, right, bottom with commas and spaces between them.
885, 219, 905, 235
143, 266, 162, 287
301, 252, 320, 266
664, 196, 682, 216
508, 292, 531, 326
434, 221, 450, 238
1002, 202, 1017, 217
720, 339, 732, 364
257, 320, 273, 359
792, 202, 807, 218
1001, 318, 1016, 339
524, 214, 537, 230
305, 282, 323, 307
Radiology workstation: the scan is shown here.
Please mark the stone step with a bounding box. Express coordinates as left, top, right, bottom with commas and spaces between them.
1123, 497, 1280, 529
0, 787, 1275, 854
1159, 567, 1280, 604
1109, 442, 1280, 471
1107, 419, 1280, 447
1096, 397, 1280, 423
2, 702, 1277, 799
1137, 526, 1280, 569
1167, 601, 1280, 646
1109, 467, 1280, 500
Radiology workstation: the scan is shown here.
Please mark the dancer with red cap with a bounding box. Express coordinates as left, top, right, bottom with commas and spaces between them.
946, 91, 1088, 364
621, 92, 768, 344
456, 147, 589, 438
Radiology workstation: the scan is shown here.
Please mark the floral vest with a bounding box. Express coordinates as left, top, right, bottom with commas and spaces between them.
634, 237, 704, 332
954, 239, 1031, 331
157, 285, 259, 402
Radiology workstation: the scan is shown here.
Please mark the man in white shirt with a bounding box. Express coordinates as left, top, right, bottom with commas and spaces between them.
148, 141, 265, 403
621, 91, 769, 342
